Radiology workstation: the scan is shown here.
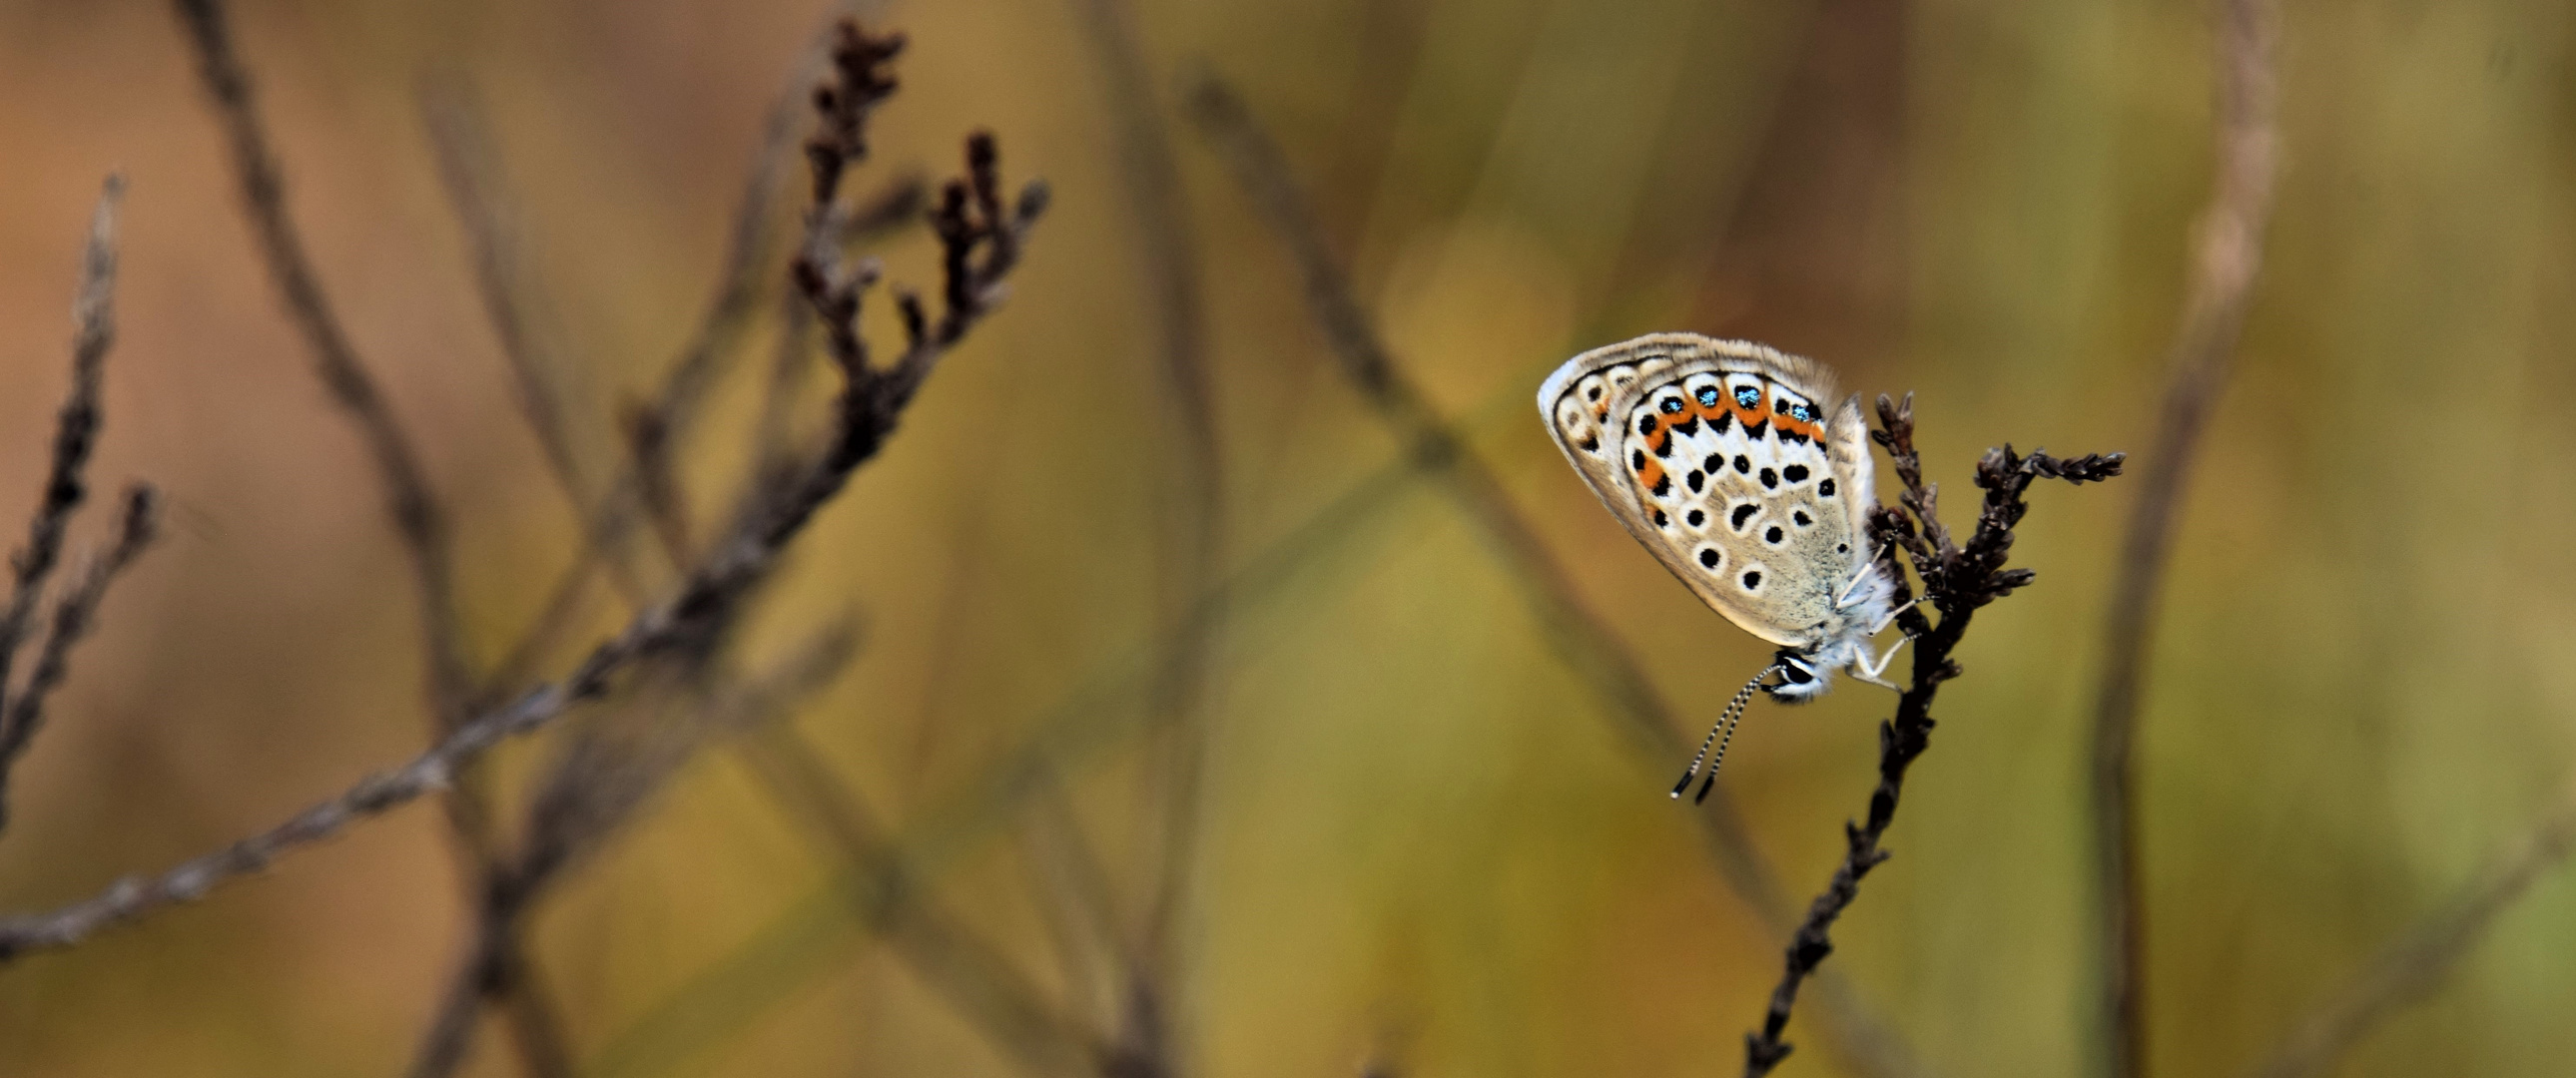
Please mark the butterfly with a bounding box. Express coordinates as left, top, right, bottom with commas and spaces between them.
1537, 333, 1910, 802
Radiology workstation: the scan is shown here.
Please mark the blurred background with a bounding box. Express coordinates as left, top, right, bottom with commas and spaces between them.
0, 0, 2570, 1076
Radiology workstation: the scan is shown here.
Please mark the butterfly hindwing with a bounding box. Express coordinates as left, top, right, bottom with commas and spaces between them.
1540, 334, 1878, 650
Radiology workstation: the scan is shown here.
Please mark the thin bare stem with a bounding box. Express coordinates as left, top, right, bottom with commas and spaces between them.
1187, 76, 1932, 1078
171, 0, 477, 728
2244, 781, 2576, 1078
168, 4, 575, 1067
0, 486, 159, 816
1744, 398, 2123, 1076
407, 624, 860, 1078
0, 177, 128, 834
0, 676, 578, 962
1, 54, 1037, 961
2089, 3, 2279, 1075
406, 22, 1044, 1075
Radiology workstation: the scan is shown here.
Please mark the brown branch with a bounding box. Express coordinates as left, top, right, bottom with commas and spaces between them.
0, 177, 129, 834
1185, 75, 1938, 1078
171, 0, 477, 727
1064, 0, 1224, 1060
0, 671, 585, 962
407, 623, 861, 1078
2088, 2, 2279, 1075
1744, 397, 2123, 1076
2, 18, 1038, 962
167, 3, 575, 1067
403, 22, 1044, 1076
0, 615, 810, 965
2243, 780, 2576, 1078
0, 300, 975, 961
482, 17, 874, 695
0, 486, 160, 818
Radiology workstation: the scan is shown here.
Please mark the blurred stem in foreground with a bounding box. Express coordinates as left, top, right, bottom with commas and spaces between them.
2086, 2, 2278, 1076
1743, 396, 2123, 1076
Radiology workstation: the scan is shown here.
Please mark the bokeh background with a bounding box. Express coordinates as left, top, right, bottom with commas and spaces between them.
0, 0, 2571, 1076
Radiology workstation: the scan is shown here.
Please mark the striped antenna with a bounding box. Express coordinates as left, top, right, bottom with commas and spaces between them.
1671, 664, 1781, 801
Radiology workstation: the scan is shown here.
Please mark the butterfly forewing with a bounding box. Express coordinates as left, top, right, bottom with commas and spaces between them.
1540, 334, 1878, 650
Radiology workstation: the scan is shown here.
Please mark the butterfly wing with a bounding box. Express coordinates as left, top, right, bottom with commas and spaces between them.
1540, 333, 1875, 650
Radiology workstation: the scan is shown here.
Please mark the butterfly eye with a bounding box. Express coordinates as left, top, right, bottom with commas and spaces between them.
1694, 386, 1721, 407
1659, 396, 1684, 414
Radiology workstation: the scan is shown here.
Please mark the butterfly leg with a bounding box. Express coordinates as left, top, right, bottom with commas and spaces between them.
1846, 607, 1916, 691
1849, 636, 1908, 691
1867, 596, 1919, 636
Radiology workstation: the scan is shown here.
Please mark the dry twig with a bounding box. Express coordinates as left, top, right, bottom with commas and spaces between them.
2088, 2, 2279, 1074
1743, 396, 2122, 1075
0, 178, 157, 836
402, 20, 1043, 1078
170, 2, 570, 1066
7, 15, 1040, 975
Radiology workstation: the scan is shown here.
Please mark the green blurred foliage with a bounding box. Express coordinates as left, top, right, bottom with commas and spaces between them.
0, 0, 2569, 1076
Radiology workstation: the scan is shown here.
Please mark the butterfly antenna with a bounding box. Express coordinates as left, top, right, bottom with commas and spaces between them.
1670, 665, 1779, 800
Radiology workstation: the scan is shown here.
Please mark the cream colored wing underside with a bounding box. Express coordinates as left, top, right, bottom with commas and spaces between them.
1538, 333, 1877, 649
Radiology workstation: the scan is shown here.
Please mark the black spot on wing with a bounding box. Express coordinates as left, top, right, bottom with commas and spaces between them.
1783, 464, 1809, 483
1763, 526, 1783, 544
1685, 508, 1705, 527
1759, 467, 1778, 489
1697, 548, 1720, 568
1818, 477, 1836, 497
1741, 570, 1763, 591
1729, 504, 1758, 530
1686, 470, 1704, 493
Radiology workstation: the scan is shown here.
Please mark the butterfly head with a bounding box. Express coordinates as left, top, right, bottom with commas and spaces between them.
1761, 648, 1833, 703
